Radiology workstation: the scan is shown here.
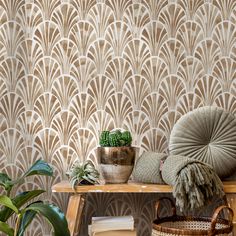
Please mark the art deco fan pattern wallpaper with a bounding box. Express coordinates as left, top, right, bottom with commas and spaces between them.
0, 0, 236, 235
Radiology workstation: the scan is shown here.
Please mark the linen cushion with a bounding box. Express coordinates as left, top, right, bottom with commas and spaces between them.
132, 152, 167, 184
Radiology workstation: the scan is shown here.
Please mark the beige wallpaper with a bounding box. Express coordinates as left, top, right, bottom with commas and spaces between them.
0, 0, 236, 235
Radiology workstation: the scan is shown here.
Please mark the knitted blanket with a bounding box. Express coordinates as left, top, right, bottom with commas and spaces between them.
161, 155, 225, 211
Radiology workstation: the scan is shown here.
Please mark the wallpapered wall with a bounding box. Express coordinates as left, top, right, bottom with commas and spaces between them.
0, 0, 236, 235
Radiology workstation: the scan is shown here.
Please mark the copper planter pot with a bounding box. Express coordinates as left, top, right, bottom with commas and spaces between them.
97, 146, 136, 184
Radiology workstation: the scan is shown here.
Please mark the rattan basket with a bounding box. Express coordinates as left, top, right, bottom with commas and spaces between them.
152, 197, 234, 236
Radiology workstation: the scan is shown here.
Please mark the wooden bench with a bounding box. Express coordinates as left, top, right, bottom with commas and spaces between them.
52, 181, 236, 236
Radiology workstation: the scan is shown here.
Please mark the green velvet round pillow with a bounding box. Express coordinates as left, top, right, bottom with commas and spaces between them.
132, 152, 167, 184
169, 106, 236, 178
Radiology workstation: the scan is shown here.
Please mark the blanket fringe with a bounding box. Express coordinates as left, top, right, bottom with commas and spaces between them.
173, 162, 224, 211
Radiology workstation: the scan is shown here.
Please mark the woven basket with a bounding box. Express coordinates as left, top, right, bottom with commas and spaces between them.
152, 197, 234, 236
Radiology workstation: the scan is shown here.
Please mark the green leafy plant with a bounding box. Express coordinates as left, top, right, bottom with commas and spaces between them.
0, 160, 70, 236
67, 160, 99, 189
99, 129, 132, 147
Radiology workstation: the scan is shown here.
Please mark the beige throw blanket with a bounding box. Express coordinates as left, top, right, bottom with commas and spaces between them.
161, 155, 225, 211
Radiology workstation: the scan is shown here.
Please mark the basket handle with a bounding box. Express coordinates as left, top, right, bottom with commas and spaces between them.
209, 205, 234, 235
155, 197, 176, 220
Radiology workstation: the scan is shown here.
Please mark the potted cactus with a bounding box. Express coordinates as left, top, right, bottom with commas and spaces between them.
97, 129, 135, 184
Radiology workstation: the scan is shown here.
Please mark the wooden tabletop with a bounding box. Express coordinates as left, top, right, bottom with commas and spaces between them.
52, 180, 236, 193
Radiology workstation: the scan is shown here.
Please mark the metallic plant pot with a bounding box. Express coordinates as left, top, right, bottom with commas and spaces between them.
97, 146, 136, 184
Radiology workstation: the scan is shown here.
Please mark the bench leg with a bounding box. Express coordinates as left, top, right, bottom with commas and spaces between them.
66, 194, 85, 236
225, 193, 236, 236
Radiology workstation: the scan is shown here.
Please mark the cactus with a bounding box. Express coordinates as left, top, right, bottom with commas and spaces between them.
121, 131, 132, 146
109, 132, 120, 146
99, 131, 110, 147
99, 129, 132, 147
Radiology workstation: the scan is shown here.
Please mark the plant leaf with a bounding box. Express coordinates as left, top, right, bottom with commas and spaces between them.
17, 209, 37, 236
12, 160, 53, 185
0, 196, 18, 214
0, 173, 13, 191
24, 202, 70, 236
0, 190, 45, 222
87, 174, 98, 181
24, 160, 53, 177
0, 221, 14, 236
81, 175, 94, 184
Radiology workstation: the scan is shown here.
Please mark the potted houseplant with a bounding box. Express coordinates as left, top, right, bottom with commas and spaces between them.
97, 129, 135, 184
66, 160, 100, 189
0, 159, 70, 236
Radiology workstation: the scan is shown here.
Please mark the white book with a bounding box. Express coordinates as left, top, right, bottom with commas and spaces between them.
91, 216, 134, 232
88, 225, 136, 236
92, 216, 134, 224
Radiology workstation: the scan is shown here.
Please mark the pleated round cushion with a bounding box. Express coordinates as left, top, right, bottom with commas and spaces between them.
132, 152, 167, 184
169, 106, 236, 178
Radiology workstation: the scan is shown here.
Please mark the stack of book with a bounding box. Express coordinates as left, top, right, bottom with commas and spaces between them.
89, 216, 136, 236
